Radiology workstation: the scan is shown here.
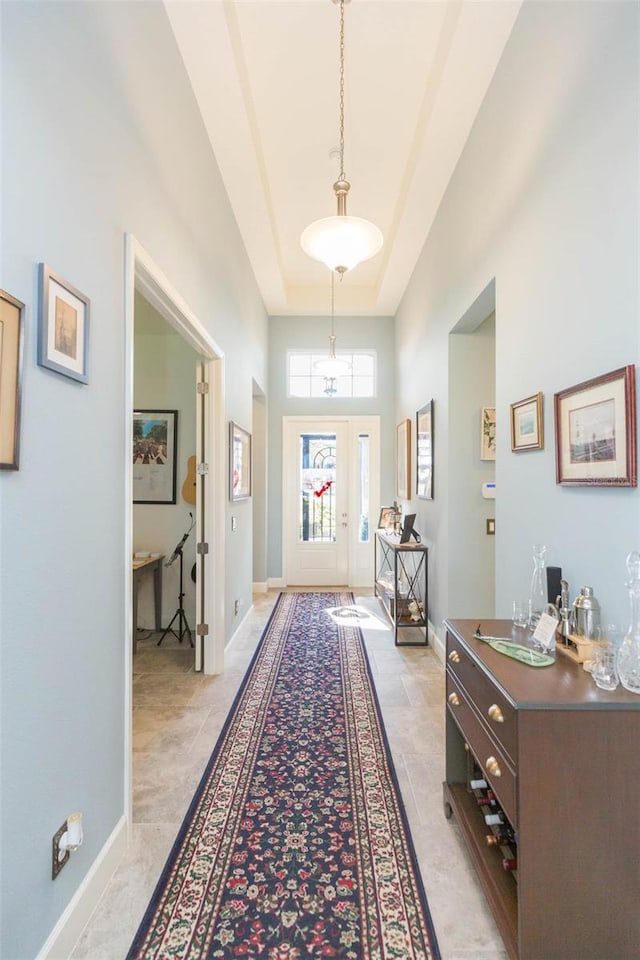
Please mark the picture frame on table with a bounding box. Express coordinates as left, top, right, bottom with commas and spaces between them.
0, 289, 25, 470
480, 406, 496, 461
133, 410, 178, 504
396, 418, 411, 500
554, 365, 636, 487
230, 421, 251, 501
37, 263, 90, 383
377, 506, 397, 531
416, 400, 434, 499
511, 392, 544, 452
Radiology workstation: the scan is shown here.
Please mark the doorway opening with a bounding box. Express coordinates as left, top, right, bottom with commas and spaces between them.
448, 279, 496, 618
283, 416, 380, 587
124, 236, 226, 824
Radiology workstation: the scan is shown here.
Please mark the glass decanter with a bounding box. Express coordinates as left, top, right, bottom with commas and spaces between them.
617, 550, 640, 695
528, 544, 547, 628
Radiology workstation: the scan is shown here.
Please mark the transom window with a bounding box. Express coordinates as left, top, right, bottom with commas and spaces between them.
287, 351, 376, 398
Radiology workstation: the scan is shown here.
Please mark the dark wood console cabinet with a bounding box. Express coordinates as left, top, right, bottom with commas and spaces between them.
443, 618, 640, 960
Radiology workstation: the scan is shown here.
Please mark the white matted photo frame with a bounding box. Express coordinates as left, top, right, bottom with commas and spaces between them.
396, 418, 411, 500
511, 392, 544, 452
416, 400, 434, 499
0, 290, 25, 470
554, 365, 637, 487
230, 421, 251, 501
480, 406, 496, 461
133, 410, 178, 504
37, 263, 90, 383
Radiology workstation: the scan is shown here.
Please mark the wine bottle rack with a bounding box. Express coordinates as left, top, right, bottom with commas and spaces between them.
443, 618, 640, 960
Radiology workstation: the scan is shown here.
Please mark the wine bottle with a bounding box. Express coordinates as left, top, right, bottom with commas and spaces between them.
470, 778, 488, 790
484, 812, 504, 826
476, 795, 497, 807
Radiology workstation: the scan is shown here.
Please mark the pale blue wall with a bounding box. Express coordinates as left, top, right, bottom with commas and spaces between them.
396, 0, 639, 640
267, 314, 395, 580
0, 3, 267, 956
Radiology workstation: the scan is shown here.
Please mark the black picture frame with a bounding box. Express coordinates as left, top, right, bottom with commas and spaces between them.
132, 410, 178, 504
416, 400, 434, 499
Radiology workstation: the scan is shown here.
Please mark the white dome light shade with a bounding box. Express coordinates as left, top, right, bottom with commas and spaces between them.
300, 215, 383, 273
313, 355, 351, 377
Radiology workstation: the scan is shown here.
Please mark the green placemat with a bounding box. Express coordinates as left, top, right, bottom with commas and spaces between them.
474, 630, 555, 667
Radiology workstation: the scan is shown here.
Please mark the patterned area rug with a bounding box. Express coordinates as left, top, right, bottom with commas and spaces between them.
128, 591, 440, 960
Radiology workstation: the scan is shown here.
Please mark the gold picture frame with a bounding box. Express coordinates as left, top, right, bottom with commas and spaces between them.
0, 290, 25, 470
396, 418, 411, 500
511, 392, 544, 451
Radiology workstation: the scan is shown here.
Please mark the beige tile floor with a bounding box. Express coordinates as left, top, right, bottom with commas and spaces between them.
71, 591, 506, 960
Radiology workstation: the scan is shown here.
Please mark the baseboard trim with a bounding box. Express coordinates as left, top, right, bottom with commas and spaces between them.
429, 620, 445, 666
225, 603, 253, 651
267, 577, 285, 589
36, 815, 129, 960
252, 581, 268, 594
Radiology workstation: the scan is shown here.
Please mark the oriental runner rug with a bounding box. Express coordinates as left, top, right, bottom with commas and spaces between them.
128, 591, 441, 960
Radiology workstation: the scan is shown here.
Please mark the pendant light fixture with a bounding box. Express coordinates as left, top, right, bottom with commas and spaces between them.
300, 0, 383, 275
314, 270, 351, 381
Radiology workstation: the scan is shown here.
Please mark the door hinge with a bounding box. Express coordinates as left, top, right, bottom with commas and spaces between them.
196, 623, 209, 636
196, 462, 209, 476
196, 382, 209, 394
196, 541, 209, 555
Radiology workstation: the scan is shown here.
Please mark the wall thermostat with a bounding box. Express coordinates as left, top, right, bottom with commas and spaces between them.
482, 482, 496, 500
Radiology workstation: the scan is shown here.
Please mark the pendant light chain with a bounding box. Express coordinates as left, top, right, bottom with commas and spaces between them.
338, 0, 346, 182
329, 269, 337, 356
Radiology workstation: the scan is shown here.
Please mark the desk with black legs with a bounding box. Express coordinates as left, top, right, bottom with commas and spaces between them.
132, 555, 164, 654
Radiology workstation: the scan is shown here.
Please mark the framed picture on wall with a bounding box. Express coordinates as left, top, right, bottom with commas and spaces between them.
230, 421, 251, 500
0, 289, 25, 470
554, 365, 636, 486
511, 392, 544, 451
37, 263, 90, 383
480, 406, 496, 461
416, 400, 434, 499
133, 410, 178, 503
396, 418, 411, 500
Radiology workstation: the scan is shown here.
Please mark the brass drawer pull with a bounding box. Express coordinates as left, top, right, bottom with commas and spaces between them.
488, 703, 504, 723
448, 650, 461, 663
448, 692, 460, 707
485, 756, 502, 778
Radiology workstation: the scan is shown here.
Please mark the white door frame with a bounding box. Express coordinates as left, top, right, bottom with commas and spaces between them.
282, 415, 380, 587
124, 235, 226, 825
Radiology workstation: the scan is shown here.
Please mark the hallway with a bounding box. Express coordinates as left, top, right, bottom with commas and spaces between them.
71, 592, 505, 960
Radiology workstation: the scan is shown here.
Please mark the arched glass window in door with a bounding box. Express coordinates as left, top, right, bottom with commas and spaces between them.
298, 433, 336, 542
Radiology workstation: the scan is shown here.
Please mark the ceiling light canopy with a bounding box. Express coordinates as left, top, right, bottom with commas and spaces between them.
300, 0, 383, 276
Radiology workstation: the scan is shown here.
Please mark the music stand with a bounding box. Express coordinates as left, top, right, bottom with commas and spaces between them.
158, 516, 194, 647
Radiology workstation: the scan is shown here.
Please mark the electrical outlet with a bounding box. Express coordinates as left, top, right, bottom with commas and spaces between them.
52, 821, 70, 879
234, 599, 240, 616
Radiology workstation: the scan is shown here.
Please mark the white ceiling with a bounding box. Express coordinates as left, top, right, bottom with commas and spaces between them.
165, 0, 521, 317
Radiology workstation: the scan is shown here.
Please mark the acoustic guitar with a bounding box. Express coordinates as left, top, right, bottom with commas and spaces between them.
182, 455, 196, 505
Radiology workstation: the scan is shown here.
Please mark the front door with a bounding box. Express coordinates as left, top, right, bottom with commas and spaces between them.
283, 417, 379, 587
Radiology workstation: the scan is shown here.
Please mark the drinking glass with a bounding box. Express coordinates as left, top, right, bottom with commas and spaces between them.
512, 600, 529, 628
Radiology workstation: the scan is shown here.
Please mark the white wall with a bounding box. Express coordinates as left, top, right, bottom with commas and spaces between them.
396, 1, 639, 638
0, 3, 267, 957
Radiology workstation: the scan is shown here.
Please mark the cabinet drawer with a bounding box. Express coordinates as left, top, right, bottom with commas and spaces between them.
446, 635, 517, 764
446, 672, 517, 826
